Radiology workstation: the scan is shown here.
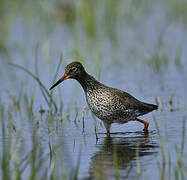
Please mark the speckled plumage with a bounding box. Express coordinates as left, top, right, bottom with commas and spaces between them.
50, 61, 158, 134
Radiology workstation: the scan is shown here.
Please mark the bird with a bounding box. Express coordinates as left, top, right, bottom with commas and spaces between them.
50, 61, 158, 136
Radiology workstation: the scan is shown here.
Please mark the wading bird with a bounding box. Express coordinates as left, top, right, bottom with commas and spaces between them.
50, 62, 158, 136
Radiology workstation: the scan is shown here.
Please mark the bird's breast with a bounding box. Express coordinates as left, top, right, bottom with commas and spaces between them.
86, 93, 111, 120
86, 89, 126, 121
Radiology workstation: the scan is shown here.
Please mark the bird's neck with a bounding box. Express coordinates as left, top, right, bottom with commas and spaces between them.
76, 73, 101, 92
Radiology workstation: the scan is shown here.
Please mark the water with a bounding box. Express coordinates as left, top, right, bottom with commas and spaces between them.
0, 0, 187, 179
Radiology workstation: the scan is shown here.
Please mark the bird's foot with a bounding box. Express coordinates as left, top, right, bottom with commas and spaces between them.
106, 130, 110, 137
143, 123, 149, 132
137, 118, 149, 132
143, 128, 149, 132
143, 122, 149, 132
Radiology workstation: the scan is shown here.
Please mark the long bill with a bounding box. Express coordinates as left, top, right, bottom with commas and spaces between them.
49, 74, 69, 90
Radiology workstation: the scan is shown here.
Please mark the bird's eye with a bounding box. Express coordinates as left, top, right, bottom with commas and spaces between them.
71, 67, 77, 72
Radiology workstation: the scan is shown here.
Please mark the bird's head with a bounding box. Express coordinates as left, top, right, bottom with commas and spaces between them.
50, 61, 86, 90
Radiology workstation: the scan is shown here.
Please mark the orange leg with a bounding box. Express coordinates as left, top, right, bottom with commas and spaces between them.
136, 118, 149, 132
106, 130, 110, 137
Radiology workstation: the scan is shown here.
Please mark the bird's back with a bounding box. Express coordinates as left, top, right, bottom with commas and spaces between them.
111, 88, 158, 115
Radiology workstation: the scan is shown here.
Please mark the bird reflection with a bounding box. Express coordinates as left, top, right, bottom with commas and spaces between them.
87, 131, 158, 179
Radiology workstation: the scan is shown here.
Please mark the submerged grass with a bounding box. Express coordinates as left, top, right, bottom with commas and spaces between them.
0, 91, 82, 180
9, 62, 57, 112
0, 52, 84, 179
8, 50, 64, 113
113, 140, 119, 180
153, 115, 166, 165
153, 113, 186, 180
136, 148, 141, 180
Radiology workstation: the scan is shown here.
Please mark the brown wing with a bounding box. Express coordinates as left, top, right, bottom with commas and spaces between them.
112, 88, 158, 115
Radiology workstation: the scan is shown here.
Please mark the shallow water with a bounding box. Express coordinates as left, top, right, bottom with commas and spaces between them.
0, 0, 187, 179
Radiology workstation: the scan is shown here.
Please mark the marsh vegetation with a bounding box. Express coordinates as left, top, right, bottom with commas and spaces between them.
0, 0, 187, 179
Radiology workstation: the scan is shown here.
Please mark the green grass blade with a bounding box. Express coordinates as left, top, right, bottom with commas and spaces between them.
8, 63, 57, 112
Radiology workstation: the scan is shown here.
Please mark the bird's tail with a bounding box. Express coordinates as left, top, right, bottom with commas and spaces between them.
144, 102, 158, 111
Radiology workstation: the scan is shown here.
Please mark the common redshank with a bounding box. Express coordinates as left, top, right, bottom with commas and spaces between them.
50, 62, 158, 136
